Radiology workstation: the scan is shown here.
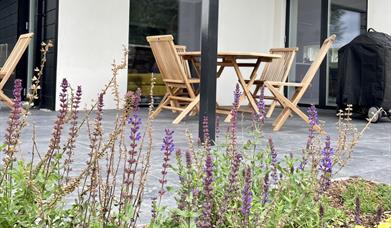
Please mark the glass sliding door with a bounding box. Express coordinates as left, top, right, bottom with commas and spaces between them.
288, 0, 322, 105
327, 0, 367, 105
128, 0, 201, 103
288, 0, 367, 107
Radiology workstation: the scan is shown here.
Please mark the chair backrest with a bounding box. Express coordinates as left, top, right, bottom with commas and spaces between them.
301, 34, 336, 88
260, 47, 298, 82
147, 35, 190, 89
175, 45, 191, 78
0, 33, 34, 88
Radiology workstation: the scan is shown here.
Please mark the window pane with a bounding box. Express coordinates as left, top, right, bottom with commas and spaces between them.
327, 0, 367, 105
289, 0, 322, 105
128, 0, 201, 102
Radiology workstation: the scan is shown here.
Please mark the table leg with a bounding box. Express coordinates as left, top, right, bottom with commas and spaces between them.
224, 58, 262, 122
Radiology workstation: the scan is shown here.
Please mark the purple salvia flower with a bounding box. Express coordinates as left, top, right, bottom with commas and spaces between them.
306, 104, 319, 149
158, 129, 174, 205
3, 79, 23, 157
268, 137, 278, 184
262, 173, 270, 205
319, 135, 334, 192
49, 78, 69, 151
89, 93, 104, 151
354, 197, 362, 225
151, 197, 158, 221
88, 93, 104, 206
185, 150, 192, 170
43, 79, 69, 171
253, 85, 266, 125
228, 151, 242, 194
299, 104, 319, 170
298, 157, 308, 171
217, 146, 242, 225
227, 84, 241, 156
241, 166, 253, 226
63, 85, 82, 183
131, 88, 141, 112
123, 114, 142, 187
198, 151, 214, 228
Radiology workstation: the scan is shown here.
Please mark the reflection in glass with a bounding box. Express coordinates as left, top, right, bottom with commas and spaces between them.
128, 0, 201, 102
327, 1, 366, 105
289, 0, 322, 105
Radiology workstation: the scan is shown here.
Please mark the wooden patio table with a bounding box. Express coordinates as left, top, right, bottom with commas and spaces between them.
178, 51, 281, 122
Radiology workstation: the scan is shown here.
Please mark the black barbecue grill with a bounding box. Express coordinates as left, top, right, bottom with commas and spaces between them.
337, 28, 391, 122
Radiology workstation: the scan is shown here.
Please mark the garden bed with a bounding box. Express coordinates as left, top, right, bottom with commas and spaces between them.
327, 177, 391, 227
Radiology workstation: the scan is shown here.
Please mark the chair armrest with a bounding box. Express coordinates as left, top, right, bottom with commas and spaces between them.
188, 78, 200, 83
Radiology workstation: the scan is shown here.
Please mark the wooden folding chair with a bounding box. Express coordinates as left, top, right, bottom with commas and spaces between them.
246, 47, 298, 118
147, 35, 201, 124
265, 35, 336, 131
0, 33, 34, 109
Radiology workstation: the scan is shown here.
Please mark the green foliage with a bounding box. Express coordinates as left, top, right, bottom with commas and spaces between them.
151, 136, 350, 227
341, 178, 391, 214
0, 160, 71, 227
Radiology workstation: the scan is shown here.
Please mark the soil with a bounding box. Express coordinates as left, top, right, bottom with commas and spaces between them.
326, 177, 391, 227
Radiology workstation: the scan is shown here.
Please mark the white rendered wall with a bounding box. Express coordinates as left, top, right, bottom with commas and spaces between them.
56, 0, 129, 110
217, 0, 286, 105
367, 0, 391, 35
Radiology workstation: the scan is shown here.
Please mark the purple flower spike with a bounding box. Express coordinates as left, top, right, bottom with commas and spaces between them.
319, 135, 334, 192
158, 129, 174, 203
49, 79, 69, 152
3, 79, 23, 154
124, 114, 142, 186
268, 137, 278, 184
227, 84, 241, 157
198, 151, 214, 228
241, 166, 253, 225
354, 197, 362, 225
131, 88, 141, 112
185, 150, 192, 170
262, 173, 270, 205
253, 86, 266, 124
230, 84, 241, 129
306, 105, 319, 148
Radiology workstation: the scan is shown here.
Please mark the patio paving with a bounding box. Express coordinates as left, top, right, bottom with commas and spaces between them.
0, 106, 390, 223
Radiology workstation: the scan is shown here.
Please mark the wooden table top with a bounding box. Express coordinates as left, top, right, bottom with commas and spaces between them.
178, 51, 281, 59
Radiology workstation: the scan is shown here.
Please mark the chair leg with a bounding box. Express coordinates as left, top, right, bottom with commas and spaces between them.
173, 95, 200, 124
151, 94, 170, 119
0, 91, 14, 109
266, 100, 277, 118
272, 108, 292, 131
253, 84, 260, 98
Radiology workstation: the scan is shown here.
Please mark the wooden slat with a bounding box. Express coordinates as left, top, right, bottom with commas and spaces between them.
0, 33, 34, 110
168, 96, 195, 102
178, 51, 281, 59
162, 105, 185, 111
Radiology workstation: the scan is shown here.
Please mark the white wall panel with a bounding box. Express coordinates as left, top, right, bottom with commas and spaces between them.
57, 0, 129, 110
217, 0, 286, 105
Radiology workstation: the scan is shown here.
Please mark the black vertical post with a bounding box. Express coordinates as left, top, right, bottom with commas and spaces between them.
199, 0, 219, 142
